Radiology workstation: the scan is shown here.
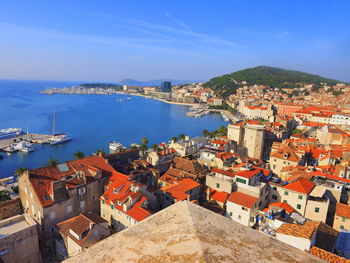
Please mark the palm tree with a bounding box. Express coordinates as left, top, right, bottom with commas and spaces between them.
48, 158, 58, 166
171, 137, 178, 143
178, 134, 186, 141
141, 137, 148, 148
14, 166, 28, 176
202, 129, 209, 138
95, 149, 106, 155
73, 151, 85, 159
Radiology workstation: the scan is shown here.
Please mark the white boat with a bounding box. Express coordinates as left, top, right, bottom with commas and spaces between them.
3, 145, 17, 153
0, 128, 22, 140
14, 141, 35, 152
109, 141, 125, 152
50, 109, 72, 146
50, 133, 72, 145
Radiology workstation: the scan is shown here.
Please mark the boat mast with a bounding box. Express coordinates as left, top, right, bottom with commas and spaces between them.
52, 108, 55, 135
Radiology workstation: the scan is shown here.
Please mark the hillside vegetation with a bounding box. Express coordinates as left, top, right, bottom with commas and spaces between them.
204, 66, 341, 97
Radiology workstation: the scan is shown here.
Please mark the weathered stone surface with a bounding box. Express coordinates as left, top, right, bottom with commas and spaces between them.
64, 201, 325, 263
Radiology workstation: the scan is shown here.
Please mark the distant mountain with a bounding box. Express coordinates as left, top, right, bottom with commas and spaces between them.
118, 78, 198, 86
204, 66, 343, 97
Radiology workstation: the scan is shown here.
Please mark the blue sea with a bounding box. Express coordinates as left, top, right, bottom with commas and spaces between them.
0, 79, 226, 178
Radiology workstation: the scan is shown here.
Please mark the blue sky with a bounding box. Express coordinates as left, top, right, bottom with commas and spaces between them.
0, 0, 349, 82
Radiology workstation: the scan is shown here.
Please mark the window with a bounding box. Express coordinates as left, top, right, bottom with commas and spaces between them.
50, 211, 56, 220
102, 199, 105, 204
297, 204, 302, 210
236, 177, 247, 184
272, 195, 277, 200
80, 200, 86, 209
343, 217, 346, 222
238, 215, 241, 220
283, 200, 287, 203
315, 207, 320, 213
110, 204, 114, 209
78, 187, 86, 195
284, 191, 289, 196
229, 212, 232, 216
340, 225, 345, 230
272, 187, 277, 190
298, 195, 303, 200
67, 205, 73, 213
216, 183, 220, 188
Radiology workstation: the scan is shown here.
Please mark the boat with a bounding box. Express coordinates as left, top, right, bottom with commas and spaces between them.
3, 145, 17, 153
109, 141, 125, 152
0, 128, 22, 140
14, 141, 35, 152
50, 109, 72, 146
50, 133, 72, 145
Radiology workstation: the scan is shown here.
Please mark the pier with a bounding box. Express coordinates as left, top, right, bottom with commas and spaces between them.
0, 133, 53, 151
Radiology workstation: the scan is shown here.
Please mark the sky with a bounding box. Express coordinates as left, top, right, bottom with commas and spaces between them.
0, 0, 349, 82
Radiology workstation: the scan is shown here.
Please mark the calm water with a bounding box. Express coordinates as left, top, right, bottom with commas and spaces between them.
0, 80, 226, 178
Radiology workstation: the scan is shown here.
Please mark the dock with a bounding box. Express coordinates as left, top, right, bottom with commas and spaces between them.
0, 133, 53, 151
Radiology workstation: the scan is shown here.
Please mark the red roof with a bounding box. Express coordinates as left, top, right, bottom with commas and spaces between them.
210, 189, 229, 203
211, 168, 235, 178
235, 169, 261, 179
29, 155, 117, 207
269, 202, 295, 214
283, 177, 315, 195
228, 191, 258, 208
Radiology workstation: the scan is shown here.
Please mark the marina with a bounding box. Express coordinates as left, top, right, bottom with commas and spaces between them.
0, 133, 55, 153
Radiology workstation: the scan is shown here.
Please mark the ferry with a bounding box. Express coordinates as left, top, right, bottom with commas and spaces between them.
14, 141, 35, 152
0, 128, 22, 140
50, 133, 72, 145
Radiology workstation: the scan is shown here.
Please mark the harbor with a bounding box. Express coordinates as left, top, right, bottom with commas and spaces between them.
0, 133, 57, 153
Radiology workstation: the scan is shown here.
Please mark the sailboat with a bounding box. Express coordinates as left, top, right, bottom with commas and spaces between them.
49, 108, 72, 145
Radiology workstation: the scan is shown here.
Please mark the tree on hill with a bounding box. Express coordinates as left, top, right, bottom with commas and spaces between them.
171, 137, 178, 143
202, 129, 209, 138
178, 134, 186, 141
95, 149, 106, 155
204, 65, 342, 97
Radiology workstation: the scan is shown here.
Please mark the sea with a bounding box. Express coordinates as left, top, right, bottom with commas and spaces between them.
0, 79, 227, 178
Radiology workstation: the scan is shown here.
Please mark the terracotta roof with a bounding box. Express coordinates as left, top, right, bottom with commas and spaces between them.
235, 168, 261, 179
269, 202, 295, 214
276, 221, 318, 239
283, 177, 315, 195
211, 168, 236, 178
210, 189, 229, 203
228, 191, 258, 208
161, 177, 201, 201
56, 212, 108, 247
309, 247, 349, 263
336, 203, 350, 219
28, 155, 117, 207
215, 152, 236, 160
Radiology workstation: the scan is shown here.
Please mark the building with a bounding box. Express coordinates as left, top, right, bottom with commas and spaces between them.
331, 113, 350, 126
226, 191, 261, 226
18, 155, 116, 254
160, 81, 172, 92
276, 103, 304, 117
0, 197, 21, 220
55, 212, 110, 260
146, 148, 177, 166
64, 201, 324, 263
0, 214, 41, 263
334, 203, 350, 231
100, 172, 154, 232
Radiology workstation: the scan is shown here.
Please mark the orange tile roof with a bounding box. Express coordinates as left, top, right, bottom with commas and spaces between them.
283, 177, 315, 195
336, 203, 350, 219
29, 155, 117, 207
309, 247, 349, 263
228, 191, 258, 208
276, 221, 318, 239
269, 202, 295, 214
211, 168, 236, 178
161, 177, 201, 202
210, 189, 229, 203
235, 169, 261, 179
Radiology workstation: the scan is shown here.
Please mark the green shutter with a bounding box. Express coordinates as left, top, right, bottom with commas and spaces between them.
284, 191, 289, 196
236, 177, 247, 184
315, 207, 320, 213
298, 195, 303, 200
297, 204, 301, 209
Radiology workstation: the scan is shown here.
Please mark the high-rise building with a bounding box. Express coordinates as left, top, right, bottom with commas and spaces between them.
160, 81, 172, 92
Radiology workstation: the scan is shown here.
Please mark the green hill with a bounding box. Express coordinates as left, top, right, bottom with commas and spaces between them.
204, 66, 342, 97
